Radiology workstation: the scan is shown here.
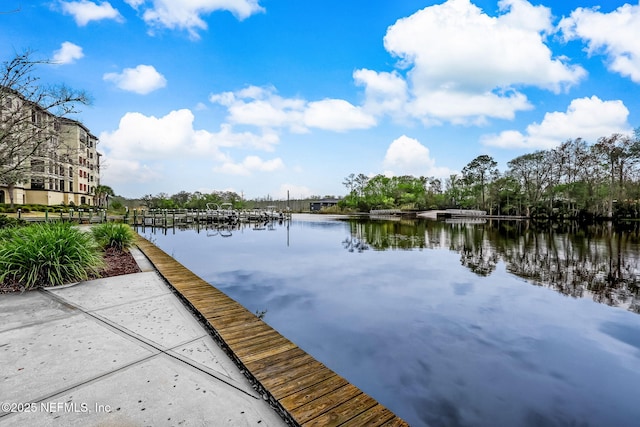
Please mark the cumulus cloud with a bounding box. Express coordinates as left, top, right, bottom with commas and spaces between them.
101, 158, 162, 185
103, 65, 167, 94
481, 96, 632, 149
213, 156, 284, 176
304, 99, 376, 132
60, 0, 123, 26
100, 109, 279, 159
52, 42, 84, 64
383, 135, 453, 178
559, 2, 640, 83
137, 0, 264, 38
212, 86, 306, 131
123, 0, 144, 8
99, 109, 280, 183
210, 85, 376, 133
353, 69, 408, 118
356, 0, 586, 125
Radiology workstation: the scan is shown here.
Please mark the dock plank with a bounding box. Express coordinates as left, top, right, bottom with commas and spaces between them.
340, 404, 397, 427
289, 384, 363, 425
135, 235, 409, 427
280, 374, 350, 411
302, 393, 379, 427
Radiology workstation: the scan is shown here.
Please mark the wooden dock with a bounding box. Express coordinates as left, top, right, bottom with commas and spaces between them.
131, 208, 291, 229
135, 235, 408, 427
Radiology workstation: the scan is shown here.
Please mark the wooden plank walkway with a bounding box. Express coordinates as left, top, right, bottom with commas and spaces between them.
135, 235, 409, 427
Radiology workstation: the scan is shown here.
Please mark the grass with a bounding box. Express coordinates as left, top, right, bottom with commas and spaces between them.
0, 222, 104, 290
91, 222, 136, 251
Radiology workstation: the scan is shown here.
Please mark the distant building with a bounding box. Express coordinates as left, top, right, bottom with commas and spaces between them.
310, 198, 340, 212
0, 92, 101, 206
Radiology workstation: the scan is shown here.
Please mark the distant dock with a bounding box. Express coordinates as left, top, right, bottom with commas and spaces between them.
131, 206, 291, 229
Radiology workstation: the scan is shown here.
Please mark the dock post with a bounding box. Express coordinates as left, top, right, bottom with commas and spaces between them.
45, 209, 48, 222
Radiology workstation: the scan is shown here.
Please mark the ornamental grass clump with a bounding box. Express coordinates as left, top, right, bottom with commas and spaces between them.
91, 222, 135, 251
0, 222, 104, 290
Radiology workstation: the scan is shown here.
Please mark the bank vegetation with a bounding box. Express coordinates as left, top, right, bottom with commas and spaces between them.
341, 131, 640, 221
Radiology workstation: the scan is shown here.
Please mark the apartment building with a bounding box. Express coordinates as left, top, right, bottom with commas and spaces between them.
0, 92, 101, 206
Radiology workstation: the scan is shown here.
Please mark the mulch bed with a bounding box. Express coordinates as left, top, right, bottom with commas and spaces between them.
0, 247, 141, 294
96, 247, 142, 278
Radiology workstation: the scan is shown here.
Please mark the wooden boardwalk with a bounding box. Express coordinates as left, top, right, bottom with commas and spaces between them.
135, 235, 409, 427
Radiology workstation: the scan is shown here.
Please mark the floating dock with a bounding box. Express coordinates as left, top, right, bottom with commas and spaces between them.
135, 235, 408, 426
131, 207, 291, 229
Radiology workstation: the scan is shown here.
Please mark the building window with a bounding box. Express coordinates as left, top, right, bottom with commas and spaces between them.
31, 159, 45, 173
31, 177, 44, 190
69, 167, 73, 177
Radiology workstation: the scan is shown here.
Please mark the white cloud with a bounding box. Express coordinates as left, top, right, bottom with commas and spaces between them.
100, 109, 278, 159
103, 65, 167, 94
559, 3, 640, 83
353, 69, 408, 117
100, 110, 282, 183
214, 156, 284, 176
60, 0, 123, 26
124, 0, 144, 8
101, 158, 162, 185
139, 0, 264, 38
481, 96, 632, 149
52, 42, 84, 64
210, 86, 376, 133
99, 109, 284, 188
304, 99, 376, 132
383, 135, 453, 178
356, 0, 586, 125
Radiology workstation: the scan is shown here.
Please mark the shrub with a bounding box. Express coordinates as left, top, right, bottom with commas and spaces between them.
0, 215, 26, 229
92, 222, 136, 251
0, 222, 104, 290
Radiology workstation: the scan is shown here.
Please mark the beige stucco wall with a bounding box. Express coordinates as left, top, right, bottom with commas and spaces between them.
0, 187, 27, 205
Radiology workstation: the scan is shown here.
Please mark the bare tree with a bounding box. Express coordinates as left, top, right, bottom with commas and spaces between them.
0, 50, 90, 205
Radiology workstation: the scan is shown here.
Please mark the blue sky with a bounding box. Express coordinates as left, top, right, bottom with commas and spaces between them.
2, 0, 639, 199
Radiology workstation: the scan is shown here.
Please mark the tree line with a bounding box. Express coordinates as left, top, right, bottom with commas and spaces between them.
341, 131, 640, 220
131, 191, 336, 212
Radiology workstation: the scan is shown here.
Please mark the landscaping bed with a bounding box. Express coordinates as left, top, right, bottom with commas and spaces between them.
0, 221, 141, 294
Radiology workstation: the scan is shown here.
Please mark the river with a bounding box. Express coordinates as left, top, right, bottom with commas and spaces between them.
138, 214, 640, 427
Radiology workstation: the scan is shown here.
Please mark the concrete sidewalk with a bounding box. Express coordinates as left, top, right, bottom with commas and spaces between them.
0, 248, 287, 426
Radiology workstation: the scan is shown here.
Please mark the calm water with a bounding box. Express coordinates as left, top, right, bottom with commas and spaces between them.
139, 215, 640, 427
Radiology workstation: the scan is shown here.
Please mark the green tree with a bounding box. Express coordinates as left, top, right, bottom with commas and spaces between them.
94, 185, 115, 208
461, 155, 499, 210
593, 133, 640, 217
507, 151, 554, 217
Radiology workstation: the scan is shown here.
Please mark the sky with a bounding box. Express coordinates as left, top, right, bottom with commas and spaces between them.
2, 0, 639, 200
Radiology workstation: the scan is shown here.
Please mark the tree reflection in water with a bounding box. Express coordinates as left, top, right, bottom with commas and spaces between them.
343, 218, 640, 313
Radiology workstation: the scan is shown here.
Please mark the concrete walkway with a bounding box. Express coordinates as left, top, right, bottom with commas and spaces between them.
0, 249, 287, 426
